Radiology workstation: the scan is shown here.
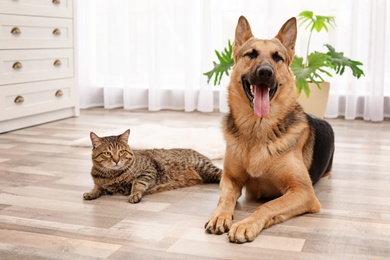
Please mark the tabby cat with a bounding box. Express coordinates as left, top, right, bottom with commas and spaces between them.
83, 129, 222, 203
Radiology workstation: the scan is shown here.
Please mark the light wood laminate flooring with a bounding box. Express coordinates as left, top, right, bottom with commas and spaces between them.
0, 108, 389, 259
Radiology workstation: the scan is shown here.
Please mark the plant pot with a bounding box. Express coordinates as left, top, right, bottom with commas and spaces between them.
297, 82, 330, 118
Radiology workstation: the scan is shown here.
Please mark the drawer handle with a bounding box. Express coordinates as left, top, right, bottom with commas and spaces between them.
11, 27, 21, 35
52, 0, 61, 4
14, 96, 24, 104
55, 90, 64, 97
54, 59, 62, 66
53, 28, 61, 35
13, 62, 23, 70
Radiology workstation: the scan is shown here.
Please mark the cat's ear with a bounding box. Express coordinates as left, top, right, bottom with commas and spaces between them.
90, 132, 103, 149
118, 129, 130, 143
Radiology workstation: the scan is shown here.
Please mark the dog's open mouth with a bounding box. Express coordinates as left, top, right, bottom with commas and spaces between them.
243, 78, 278, 118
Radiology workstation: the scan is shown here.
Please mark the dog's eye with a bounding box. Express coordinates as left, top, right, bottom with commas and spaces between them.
245, 49, 258, 60
272, 52, 284, 63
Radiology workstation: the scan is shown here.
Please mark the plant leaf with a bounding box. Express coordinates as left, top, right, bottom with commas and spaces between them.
291, 53, 332, 97
297, 11, 335, 33
324, 44, 365, 78
203, 39, 235, 86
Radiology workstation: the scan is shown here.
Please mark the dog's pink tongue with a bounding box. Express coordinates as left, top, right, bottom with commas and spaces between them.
253, 86, 270, 118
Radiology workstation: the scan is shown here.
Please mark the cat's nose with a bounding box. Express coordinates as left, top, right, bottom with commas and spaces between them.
112, 155, 120, 164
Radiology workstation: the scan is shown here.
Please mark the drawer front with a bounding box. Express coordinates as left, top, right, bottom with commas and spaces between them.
0, 49, 74, 85
0, 0, 73, 18
0, 78, 76, 121
0, 15, 73, 49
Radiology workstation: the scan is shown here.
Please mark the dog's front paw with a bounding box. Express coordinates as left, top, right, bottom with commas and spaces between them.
204, 213, 233, 235
128, 192, 142, 203
228, 218, 262, 243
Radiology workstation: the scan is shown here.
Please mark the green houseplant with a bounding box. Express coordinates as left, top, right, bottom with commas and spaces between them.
204, 11, 365, 99
291, 11, 364, 98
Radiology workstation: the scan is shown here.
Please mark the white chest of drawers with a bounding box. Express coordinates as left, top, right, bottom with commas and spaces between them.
0, 0, 78, 133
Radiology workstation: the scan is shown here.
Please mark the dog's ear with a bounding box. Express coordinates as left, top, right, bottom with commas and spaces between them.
275, 17, 297, 62
235, 16, 254, 48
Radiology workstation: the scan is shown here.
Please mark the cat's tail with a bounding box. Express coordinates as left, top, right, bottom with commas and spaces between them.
197, 160, 222, 183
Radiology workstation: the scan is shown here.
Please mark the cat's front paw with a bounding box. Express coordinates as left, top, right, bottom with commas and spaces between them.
128, 192, 143, 203
83, 192, 99, 200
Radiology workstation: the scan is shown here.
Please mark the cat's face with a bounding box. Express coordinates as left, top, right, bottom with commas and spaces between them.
90, 129, 134, 170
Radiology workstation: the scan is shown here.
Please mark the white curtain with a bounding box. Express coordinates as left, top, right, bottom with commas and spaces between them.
77, 0, 389, 121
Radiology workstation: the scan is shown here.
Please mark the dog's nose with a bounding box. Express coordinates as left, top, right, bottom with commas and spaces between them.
257, 65, 274, 80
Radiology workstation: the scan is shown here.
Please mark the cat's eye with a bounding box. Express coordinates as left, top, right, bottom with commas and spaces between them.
119, 150, 125, 156
103, 151, 111, 157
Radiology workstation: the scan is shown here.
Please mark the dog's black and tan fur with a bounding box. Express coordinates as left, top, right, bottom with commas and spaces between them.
205, 16, 334, 243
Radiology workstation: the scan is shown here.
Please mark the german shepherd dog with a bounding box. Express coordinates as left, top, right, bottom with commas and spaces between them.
205, 16, 335, 243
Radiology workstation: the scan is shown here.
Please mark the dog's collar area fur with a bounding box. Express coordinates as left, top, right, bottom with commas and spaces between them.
242, 77, 278, 109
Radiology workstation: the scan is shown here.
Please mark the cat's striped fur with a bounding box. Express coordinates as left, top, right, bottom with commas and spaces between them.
83, 129, 222, 203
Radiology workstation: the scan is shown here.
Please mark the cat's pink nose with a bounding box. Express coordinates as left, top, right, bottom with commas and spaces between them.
112, 155, 120, 164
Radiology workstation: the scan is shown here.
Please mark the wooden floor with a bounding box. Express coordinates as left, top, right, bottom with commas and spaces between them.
0, 108, 389, 259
